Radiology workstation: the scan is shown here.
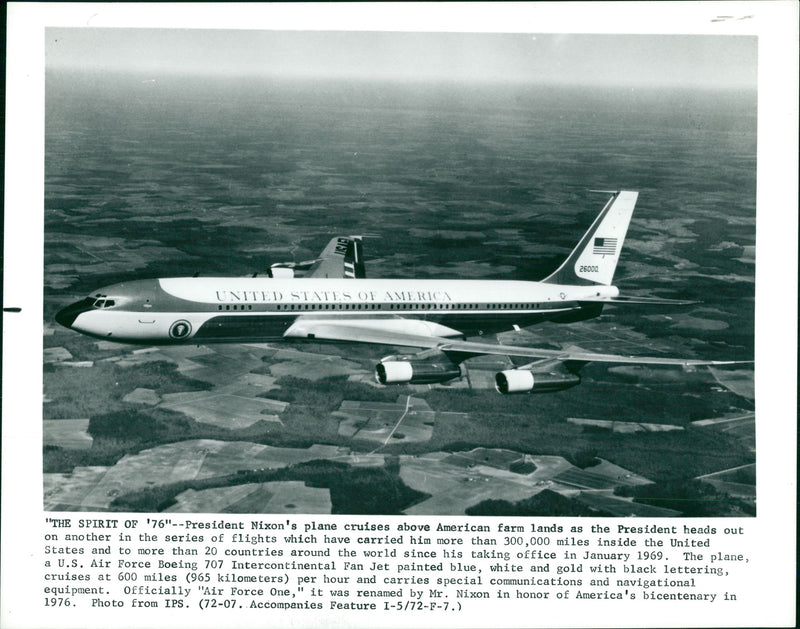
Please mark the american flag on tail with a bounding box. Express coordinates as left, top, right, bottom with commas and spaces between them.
593, 236, 617, 255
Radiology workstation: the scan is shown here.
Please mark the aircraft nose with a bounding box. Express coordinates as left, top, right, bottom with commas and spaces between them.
55, 298, 94, 329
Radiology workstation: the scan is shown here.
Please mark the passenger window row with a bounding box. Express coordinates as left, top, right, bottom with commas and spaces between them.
214, 303, 543, 312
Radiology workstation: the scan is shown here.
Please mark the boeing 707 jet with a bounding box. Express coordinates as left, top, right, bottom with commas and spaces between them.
55, 191, 744, 394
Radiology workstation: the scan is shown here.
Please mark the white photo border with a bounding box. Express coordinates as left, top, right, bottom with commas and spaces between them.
3, 3, 797, 628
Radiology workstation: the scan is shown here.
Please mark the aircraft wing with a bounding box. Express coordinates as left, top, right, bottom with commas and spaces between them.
283, 319, 746, 366
437, 340, 743, 366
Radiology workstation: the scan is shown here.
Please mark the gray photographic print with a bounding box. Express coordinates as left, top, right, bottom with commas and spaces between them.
43, 28, 756, 517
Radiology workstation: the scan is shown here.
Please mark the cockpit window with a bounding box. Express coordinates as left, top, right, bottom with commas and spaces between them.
76, 297, 97, 309
89, 295, 116, 308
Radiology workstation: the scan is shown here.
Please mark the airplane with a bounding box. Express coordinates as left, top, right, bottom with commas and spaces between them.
54, 191, 746, 394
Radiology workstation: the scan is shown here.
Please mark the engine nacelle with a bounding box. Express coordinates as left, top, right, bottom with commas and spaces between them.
268, 266, 295, 279
495, 369, 581, 394
376, 360, 462, 385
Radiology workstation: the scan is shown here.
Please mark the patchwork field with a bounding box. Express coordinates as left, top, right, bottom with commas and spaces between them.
44, 73, 756, 515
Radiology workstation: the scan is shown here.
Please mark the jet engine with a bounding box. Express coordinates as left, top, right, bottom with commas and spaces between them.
267, 266, 295, 279
376, 359, 462, 385
495, 369, 580, 394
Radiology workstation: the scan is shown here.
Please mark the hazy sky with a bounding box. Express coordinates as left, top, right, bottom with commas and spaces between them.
46, 29, 756, 89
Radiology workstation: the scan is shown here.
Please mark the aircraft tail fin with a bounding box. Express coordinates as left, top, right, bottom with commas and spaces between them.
306, 236, 366, 278
344, 237, 366, 278
543, 190, 638, 286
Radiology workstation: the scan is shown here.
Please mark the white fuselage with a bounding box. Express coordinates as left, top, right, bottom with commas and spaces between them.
58, 277, 619, 344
